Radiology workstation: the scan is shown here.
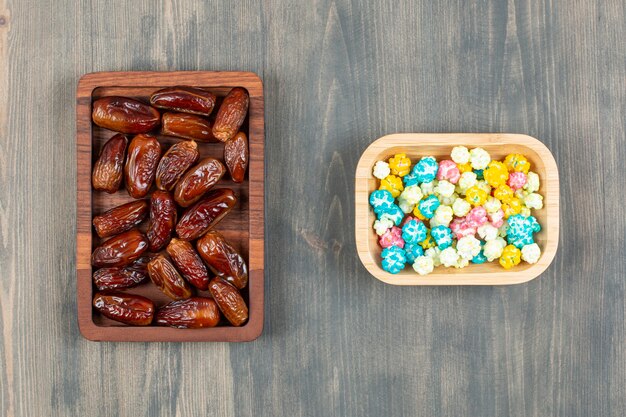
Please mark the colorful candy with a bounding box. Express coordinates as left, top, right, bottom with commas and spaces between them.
469, 148, 491, 170
430, 225, 453, 249
412, 255, 434, 275
499, 244, 521, 269
369, 189, 394, 213
388, 153, 412, 177
412, 156, 439, 184
378, 204, 404, 226
401, 219, 428, 244
373, 161, 391, 180
417, 195, 440, 219
404, 243, 425, 264
379, 174, 403, 198
457, 235, 481, 260
504, 153, 530, 174
381, 245, 406, 274
437, 160, 461, 184
483, 161, 509, 188
465, 186, 488, 207
507, 171, 527, 190
379, 226, 404, 249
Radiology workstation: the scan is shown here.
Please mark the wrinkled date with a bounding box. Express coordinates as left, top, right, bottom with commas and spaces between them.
125, 134, 162, 198
161, 112, 216, 142
155, 297, 220, 328
92, 261, 148, 291
197, 231, 248, 289
224, 131, 249, 183
166, 238, 210, 290
212, 87, 249, 142
150, 86, 216, 116
92, 200, 149, 238
208, 277, 248, 326
146, 191, 177, 252
93, 292, 155, 325
155, 140, 199, 191
147, 255, 193, 300
92, 96, 160, 134
91, 229, 149, 268
92, 133, 128, 193
176, 188, 237, 240
174, 157, 226, 207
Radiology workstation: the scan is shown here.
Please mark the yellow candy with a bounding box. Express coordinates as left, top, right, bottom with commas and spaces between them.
483, 161, 509, 188
413, 205, 427, 220
504, 154, 531, 174
388, 153, 412, 177
502, 197, 522, 218
457, 162, 472, 173
379, 175, 404, 198
420, 232, 436, 249
499, 245, 521, 269
465, 186, 488, 206
494, 184, 514, 203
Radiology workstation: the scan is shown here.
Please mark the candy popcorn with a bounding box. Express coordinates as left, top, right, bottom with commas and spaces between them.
465, 186, 488, 207
379, 226, 404, 249
457, 235, 482, 260
483, 238, 506, 261
381, 245, 407, 274
379, 204, 404, 226
403, 172, 420, 187
431, 225, 454, 249
435, 180, 456, 198
450, 217, 477, 239
412, 206, 427, 221
520, 206, 532, 217
402, 219, 428, 244
499, 245, 521, 269
404, 243, 425, 264
474, 169, 484, 180
494, 184, 514, 203
437, 160, 461, 184
504, 153, 530, 174
477, 224, 498, 241
483, 196, 502, 214
398, 199, 415, 214
425, 247, 442, 266
373, 218, 393, 236
457, 171, 478, 194
369, 189, 394, 213
475, 180, 492, 195
502, 197, 522, 218
524, 171, 540, 193
379, 175, 404, 198
431, 205, 454, 228
484, 161, 509, 188
469, 148, 491, 170
439, 247, 460, 267
412, 156, 439, 183
507, 171, 527, 190
373, 161, 391, 180
420, 180, 437, 196
388, 153, 412, 177
467, 206, 488, 227
528, 216, 541, 233
524, 193, 544, 210
412, 255, 434, 275
457, 163, 472, 173
455, 257, 470, 269
420, 231, 436, 249
452, 198, 471, 217
488, 209, 505, 228
417, 195, 441, 219
451, 146, 470, 164
438, 193, 458, 207
472, 251, 488, 264
399, 185, 423, 205
521, 243, 541, 264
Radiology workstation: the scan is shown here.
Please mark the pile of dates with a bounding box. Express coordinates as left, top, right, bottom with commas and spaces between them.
90, 86, 250, 328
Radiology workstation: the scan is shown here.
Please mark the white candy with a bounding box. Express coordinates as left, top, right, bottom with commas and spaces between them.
412, 256, 434, 275
477, 224, 498, 241
397, 198, 414, 214
440, 247, 460, 267
373, 161, 391, 180
475, 180, 492, 195
521, 243, 541, 264
435, 180, 455, 198
457, 172, 477, 194
483, 239, 505, 261
431, 205, 454, 228
524, 193, 544, 209
451, 146, 470, 164
524, 171, 540, 193
520, 206, 531, 217
469, 148, 491, 170
399, 185, 423, 205
420, 180, 437, 196
454, 257, 470, 269
438, 193, 458, 206
452, 198, 471, 217
425, 247, 442, 267
483, 196, 502, 214
456, 235, 482, 260
373, 218, 393, 236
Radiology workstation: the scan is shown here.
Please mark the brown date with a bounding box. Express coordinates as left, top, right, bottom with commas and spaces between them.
208, 277, 248, 326
155, 297, 220, 328
125, 134, 162, 198
161, 112, 217, 142
176, 188, 237, 240
93, 292, 155, 325
146, 191, 177, 252
166, 238, 210, 290
91, 229, 149, 268
92, 133, 128, 193
212, 87, 249, 142
174, 157, 226, 207
147, 255, 193, 300
92, 265, 147, 291
155, 140, 199, 191
150, 86, 217, 116
196, 231, 248, 289
224, 131, 249, 183
92, 96, 160, 134
92, 200, 149, 238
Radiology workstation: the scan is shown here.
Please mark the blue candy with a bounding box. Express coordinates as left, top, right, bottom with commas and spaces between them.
404, 243, 424, 264
417, 195, 440, 219
507, 233, 534, 249
474, 169, 484, 180
369, 190, 394, 214
378, 204, 404, 226
472, 251, 488, 264
528, 216, 541, 233
401, 219, 427, 244
430, 225, 453, 249
381, 245, 407, 274
403, 172, 420, 187
411, 156, 439, 184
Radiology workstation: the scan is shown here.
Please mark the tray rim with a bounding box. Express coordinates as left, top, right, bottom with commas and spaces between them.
76, 71, 264, 341
355, 133, 559, 286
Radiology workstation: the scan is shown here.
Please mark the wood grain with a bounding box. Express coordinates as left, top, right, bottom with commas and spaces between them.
355, 133, 559, 285
1, 0, 625, 416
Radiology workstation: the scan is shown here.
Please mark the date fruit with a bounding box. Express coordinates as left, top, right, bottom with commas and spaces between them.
146, 191, 177, 252
196, 231, 248, 289
155, 297, 220, 328
155, 140, 199, 191
166, 238, 210, 290
208, 277, 248, 326
161, 112, 216, 142
125, 134, 162, 198
92, 96, 160, 134
91, 229, 149, 268
174, 157, 226, 207
147, 255, 193, 300
150, 86, 217, 116
92, 260, 148, 291
92, 200, 149, 238
176, 188, 237, 240
212, 87, 249, 142
92, 133, 128, 193
224, 131, 249, 183
93, 292, 155, 325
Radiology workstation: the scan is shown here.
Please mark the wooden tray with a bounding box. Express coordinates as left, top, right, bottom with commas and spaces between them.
76, 71, 264, 341
355, 133, 559, 285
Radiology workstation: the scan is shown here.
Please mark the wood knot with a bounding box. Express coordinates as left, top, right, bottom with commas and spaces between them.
0, 16, 6, 26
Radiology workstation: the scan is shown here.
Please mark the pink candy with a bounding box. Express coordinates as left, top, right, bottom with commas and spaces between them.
379, 226, 405, 248
488, 209, 505, 228
436, 160, 461, 184
467, 207, 488, 227
450, 217, 476, 239
401, 216, 419, 226
508, 172, 527, 190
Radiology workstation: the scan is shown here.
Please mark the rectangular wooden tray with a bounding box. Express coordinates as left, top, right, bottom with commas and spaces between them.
77, 71, 264, 341
355, 133, 559, 285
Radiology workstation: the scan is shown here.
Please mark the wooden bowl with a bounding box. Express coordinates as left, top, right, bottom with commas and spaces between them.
76, 71, 264, 341
355, 133, 559, 285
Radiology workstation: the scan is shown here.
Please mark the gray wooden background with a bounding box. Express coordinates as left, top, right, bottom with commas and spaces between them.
1, 0, 625, 416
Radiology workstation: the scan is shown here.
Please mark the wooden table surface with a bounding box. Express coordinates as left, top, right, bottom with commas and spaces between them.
1, 1, 624, 416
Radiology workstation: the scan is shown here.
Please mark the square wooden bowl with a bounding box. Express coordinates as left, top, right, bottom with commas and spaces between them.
76, 71, 264, 341
355, 133, 559, 285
